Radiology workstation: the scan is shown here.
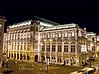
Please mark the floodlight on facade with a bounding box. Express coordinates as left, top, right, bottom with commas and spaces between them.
44, 39, 46, 42
41, 43, 43, 46
49, 39, 52, 42
91, 43, 94, 47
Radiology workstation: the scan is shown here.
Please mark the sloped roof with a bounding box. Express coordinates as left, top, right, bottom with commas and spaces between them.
8, 16, 59, 28
42, 23, 77, 31
87, 32, 96, 36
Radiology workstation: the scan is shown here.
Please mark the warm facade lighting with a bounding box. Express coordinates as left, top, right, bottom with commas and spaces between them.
44, 39, 46, 42
41, 43, 43, 45
49, 39, 52, 42
91, 43, 94, 47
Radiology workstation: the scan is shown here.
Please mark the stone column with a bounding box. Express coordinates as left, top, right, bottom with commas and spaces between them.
62, 41, 64, 64
38, 32, 40, 62
56, 42, 58, 64
45, 41, 46, 62
68, 40, 71, 65
16, 42, 17, 60
50, 41, 52, 63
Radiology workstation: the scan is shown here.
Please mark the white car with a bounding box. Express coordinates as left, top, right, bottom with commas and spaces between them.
70, 67, 96, 74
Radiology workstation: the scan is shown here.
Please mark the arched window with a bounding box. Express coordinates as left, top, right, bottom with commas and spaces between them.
58, 42, 62, 52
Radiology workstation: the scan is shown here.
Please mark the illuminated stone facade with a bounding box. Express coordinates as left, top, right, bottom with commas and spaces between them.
3, 33, 7, 53
3, 17, 98, 66
40, 24, 88, 66
6, 20, 41, 62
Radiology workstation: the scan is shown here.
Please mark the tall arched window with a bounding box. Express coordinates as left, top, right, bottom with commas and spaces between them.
58, 42, 62, 52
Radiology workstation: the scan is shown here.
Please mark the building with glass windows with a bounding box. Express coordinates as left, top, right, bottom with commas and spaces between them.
3, 17, 98, 66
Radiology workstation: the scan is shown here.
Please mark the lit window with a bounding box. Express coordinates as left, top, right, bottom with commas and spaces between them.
59, 32, 61, 37
78, 31, 82, 36
72, 31, 75, 37
58, 45, 62, 52
71, 45, 75, 53
81, 45, 87, 52
46, 46, 50, 51
92, 46, 95, 51
64, 45, 68, 52
48, 33, 50, 38
52, 45, 56, 52
65, 32, 67, 37
42, 34, 44, 38
57, 57, 62, 63
97, 36, 99, 41
50, 33, 52, 38
53, 33, 55, 38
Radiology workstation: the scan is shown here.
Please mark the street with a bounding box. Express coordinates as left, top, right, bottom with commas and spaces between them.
1, 57, 99, 74
0, 60, 82, 74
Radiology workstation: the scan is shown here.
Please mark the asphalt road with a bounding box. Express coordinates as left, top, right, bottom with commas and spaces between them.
0, 60, 82, 74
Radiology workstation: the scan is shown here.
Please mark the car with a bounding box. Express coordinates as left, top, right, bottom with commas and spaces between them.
85, 67, 96, 74
78, 70, 86, 74
70, 67, 96, 74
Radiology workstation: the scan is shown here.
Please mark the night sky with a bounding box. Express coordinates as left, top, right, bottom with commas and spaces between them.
0, 0, 99, 33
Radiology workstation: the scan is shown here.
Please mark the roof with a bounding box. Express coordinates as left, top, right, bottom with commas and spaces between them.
87, 32, 96, 36
33, 16, 59, 25
8, 20, 32, 28
8, 16, 59, 29
42, 23, 77, 31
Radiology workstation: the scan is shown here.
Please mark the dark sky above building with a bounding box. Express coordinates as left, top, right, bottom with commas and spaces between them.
0, 0, 99, 33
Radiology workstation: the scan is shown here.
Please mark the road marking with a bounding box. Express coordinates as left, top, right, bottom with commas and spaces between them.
19, 67, 20, 70
19, 67, 34, 70
32, 68, 34, 70
32, 65, 34, 67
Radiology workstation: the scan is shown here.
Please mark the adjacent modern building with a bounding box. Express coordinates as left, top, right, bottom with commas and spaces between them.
0, 16, 6, 57
3, 17, 99, 66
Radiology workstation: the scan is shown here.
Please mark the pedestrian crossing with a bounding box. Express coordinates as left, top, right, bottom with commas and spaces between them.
19, 67, 34, 70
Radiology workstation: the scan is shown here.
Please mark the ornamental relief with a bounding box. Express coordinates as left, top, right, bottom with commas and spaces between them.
63, 38, 68, 41
57, 41, 62, 44
64, 41, 68, 44
71, 41, 75, 44
57, 38, 62, 42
